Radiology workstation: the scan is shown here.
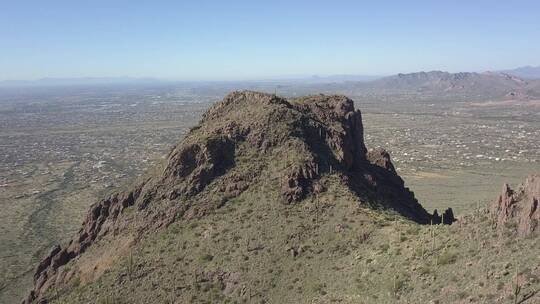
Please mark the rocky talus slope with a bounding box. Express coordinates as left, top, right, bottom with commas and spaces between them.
25, 91, 455, 303
490, 175, 540, 236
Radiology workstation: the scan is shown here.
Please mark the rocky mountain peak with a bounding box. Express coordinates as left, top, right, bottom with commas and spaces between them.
24, 91, 449, 303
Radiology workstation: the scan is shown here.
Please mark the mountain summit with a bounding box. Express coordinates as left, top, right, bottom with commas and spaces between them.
25, 91, 449, 303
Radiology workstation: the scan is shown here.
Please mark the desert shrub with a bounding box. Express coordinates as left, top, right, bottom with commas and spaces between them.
312, 283, 327, 295
438, 251, 457, 265
457, 291, 469, 299
200, 254, 214, 262
418, 265, 431, 275
99, 295, 127, 304
405, 226, 420, 235
379, 243, 390, 252
388, 275, 407, 297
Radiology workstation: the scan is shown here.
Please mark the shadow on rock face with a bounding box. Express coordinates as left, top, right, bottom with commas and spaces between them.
23, 91, 456, 304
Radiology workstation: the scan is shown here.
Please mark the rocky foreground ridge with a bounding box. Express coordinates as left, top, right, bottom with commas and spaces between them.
24, 91, 453, 303
490, 175, 540, 236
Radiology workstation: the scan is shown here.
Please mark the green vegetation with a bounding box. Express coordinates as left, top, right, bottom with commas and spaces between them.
41, 184, 540, 304
14, 92, 540, 304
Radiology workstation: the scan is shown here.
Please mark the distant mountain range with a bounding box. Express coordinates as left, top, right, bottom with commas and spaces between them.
3, 68, 540, 101
299, 74, 382, 83
0, 75, 381, 88
0, 77, 166, 87
369, 70, 523, 90
500, 66, 540, 79
341, 71, 540, 101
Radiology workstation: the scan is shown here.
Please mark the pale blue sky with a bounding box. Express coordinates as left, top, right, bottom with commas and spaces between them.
1, 0, 539, 81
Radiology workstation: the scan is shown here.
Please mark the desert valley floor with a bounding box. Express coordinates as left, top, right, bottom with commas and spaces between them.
1, 85, 540, 303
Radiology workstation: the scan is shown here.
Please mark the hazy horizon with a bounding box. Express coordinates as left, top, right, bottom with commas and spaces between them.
2, 66, 540, 85
1, 1, 539, 81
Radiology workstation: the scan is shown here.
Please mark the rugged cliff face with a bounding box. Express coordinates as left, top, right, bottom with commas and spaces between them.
490, 175, 540, 236
24, 91, 444, 303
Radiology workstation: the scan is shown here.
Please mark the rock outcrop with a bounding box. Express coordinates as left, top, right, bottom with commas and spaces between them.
490, 175, 540, 236
431, 207, 456, 225
24, 186, 146, 304
24, 91, 447, 303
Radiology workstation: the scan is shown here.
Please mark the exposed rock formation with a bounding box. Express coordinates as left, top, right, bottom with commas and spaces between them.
24, 187, 145, 304
24, 91, 447, 303
366, 148, 395, 172
490, 175, 540, 236
431, 208, 456, 225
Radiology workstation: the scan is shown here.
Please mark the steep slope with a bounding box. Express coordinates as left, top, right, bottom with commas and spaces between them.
24, 91, 448, 304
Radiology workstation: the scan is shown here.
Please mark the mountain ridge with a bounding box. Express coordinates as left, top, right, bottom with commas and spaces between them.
361, 70, 537, 99
24, 91, 451, 303
500, 65, 540, 80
